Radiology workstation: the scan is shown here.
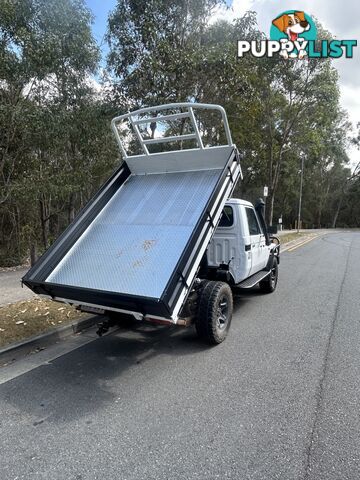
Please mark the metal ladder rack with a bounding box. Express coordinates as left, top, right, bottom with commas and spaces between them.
111, 103, 233, 159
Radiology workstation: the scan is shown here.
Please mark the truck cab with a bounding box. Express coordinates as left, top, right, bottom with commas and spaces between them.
207, 199, 272, 284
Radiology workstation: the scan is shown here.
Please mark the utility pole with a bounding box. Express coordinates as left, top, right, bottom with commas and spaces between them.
297, 155, 305, 233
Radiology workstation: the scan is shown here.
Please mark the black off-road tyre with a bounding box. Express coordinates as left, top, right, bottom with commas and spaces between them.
195, 281, 233, 345
259, 256, 278, 293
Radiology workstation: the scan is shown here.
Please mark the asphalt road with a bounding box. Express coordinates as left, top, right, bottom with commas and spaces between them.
0, 231, 359, 480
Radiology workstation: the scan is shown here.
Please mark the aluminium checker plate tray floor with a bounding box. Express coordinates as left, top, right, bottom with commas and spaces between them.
46, 170, 221, 299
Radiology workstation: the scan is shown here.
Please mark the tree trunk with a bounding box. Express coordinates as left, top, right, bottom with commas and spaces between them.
317, 181, 330, 228
30, 243, 37, 267
39, 198, 50, 249
332, 189, 345, 228
68, 192, 76, 223
332, 201, 341, 228
15, 205, 21, 260
267, 190, 275, 226
54, 213, 60, 237
317, 207, 322, 229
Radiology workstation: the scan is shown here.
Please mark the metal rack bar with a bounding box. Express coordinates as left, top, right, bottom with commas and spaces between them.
133, 112, 190, 125
111, 103, 233, 158
188, 107, 204, 149
143, 133, 197, 145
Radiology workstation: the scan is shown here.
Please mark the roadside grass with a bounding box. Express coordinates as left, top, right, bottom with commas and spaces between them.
278, 232, 309, 245
0, 298, 88, 348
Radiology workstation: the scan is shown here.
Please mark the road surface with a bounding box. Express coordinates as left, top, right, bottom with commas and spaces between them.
0, 231, 359, 480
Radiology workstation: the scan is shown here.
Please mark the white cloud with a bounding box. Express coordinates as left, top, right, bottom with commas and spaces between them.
340, 84, 360, 169
86, 75, 103, 94
251, 0, 360, 90
211, 0, 360, 168
254, 0, 360, 168
340, 85, 360, 128
209, 0, 255, 24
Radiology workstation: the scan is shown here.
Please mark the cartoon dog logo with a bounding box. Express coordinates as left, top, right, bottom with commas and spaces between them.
272, 11, 311, 59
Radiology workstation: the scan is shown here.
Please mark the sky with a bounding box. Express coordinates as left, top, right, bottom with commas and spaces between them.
86, 0, 116, 53
85, 0, 359, 167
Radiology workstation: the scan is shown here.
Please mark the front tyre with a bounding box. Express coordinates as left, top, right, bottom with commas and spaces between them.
195, 281, 233, 345
259, 256, 278, 293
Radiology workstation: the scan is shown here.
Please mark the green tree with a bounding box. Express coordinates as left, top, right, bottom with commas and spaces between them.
0, 0, 118, 264
107, 0, 225, 107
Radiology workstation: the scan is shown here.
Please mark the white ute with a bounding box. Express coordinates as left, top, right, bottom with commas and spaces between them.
193, 198, 280, 344
23, 103, 280, 345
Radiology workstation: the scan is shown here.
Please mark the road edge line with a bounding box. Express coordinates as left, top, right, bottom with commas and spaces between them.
286, 235, 320, 252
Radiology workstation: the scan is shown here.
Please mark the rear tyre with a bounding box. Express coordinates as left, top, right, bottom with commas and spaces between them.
195, 281, 233, 345
259, 256, 278, 293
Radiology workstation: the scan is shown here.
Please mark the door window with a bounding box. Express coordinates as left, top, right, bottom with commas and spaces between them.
246, 207, 261, 235
219, 206, 233, 227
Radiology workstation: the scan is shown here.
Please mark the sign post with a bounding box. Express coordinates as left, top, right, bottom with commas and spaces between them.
263, 186, 268, 220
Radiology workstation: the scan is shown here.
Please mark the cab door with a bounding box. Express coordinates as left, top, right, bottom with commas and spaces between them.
257, 213, 270, 269
245, 207, 265, 275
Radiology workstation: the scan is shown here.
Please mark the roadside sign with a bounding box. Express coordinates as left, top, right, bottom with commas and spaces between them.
263, 186, 268, 197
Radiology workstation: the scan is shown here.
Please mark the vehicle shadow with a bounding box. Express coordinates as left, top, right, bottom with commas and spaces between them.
0, 290, 254, 426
